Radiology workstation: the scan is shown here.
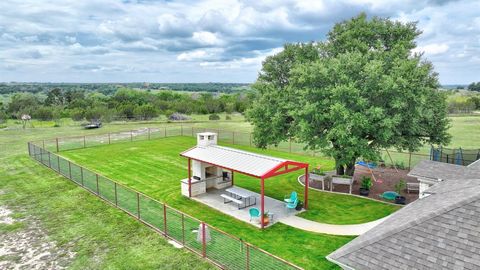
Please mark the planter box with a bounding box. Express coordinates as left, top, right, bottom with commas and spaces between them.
330, 176, 354, 194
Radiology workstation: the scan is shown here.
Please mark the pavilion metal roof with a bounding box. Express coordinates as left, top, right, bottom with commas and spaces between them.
180, 145, 306, 178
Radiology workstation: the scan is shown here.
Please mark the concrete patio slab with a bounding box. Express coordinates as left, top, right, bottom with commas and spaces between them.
192, 186, 302, 228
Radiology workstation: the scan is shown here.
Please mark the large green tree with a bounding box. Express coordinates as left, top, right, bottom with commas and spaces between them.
247, 14, 451, 175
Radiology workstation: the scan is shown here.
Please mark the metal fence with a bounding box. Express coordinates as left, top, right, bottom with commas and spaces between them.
28, 141, 302, 270
30, 125, 479, 171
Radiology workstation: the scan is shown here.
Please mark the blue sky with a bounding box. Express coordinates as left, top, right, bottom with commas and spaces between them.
0, 0, 479, 84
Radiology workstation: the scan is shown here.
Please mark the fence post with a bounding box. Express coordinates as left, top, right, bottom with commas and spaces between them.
57, 155, 60, 172
249, 133, 252, 147
408, 152, 412, 170
114, 182, 118, 206
42, 140, 45, 149
148, 128, 150, 140
131, 130, 133, 141
232, 132, 235, 144
164, 127, 167, 137
108, 133, 111, 144
181, 213, 185, 245
246, 243, 250, 270
163, 204, 168, 235
83, 136, 86, 148
56, 138, 59, 152
289, 138, 292, 153
68, 161, 72, 179
201, 222, 206, 258
48, 152, 51, 168
96, 174, 99, 195
181, 125, 183, 136
137, 193, 140, 219
80, 166, 84, 186
191, 127, 194, 136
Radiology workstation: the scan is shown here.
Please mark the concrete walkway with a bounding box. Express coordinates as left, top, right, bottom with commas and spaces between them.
278, 215, 390, 236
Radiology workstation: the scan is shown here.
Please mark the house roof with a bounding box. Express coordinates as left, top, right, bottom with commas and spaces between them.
180, 145, 307, 178
468, 159, 480, 170
327, 177, 480, 270
408, 160, 480, 181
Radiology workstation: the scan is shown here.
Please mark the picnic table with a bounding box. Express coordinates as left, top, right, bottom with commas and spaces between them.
221, 187, 257, 209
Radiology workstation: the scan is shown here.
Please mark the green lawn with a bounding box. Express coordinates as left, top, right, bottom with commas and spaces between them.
58, 135, 399, 269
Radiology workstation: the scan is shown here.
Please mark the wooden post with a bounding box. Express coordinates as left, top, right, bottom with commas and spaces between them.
232, 132, 235, 144
80, 167, 84, 186
408, 152, 412, 170
231, 170, 234, 186
304, 167, 309, 209
246, 243, 250, 270
130, 130, 133, 141
96, 174, 99, 195
181, 213, 185, 245
191, 127, 194, 136
114, 182, 118, 206
48, 152, 51, 168
164, 127, 167, 137
249, 133, 252, 147
148, 128, 151, 140
163, 204, 168, 235
42, 140, 45, 149
83, 136, 86, 148
68, 161, 72, 179
261, 177, 265, 229
137, 193, 140, 219
201, 222, 207, 258
57, 155, 60, 172
108, 133, 111, 144
188, 158, 192, 197
56, 138, 59, 152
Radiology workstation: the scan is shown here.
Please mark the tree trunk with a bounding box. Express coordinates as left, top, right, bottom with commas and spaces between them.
345, 161, 355, 176
335, 159, 345, 175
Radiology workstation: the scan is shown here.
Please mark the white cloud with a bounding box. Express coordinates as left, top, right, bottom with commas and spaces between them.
192, 31, 223, 46
413, 43, 449, 55
177, 50, 209, 61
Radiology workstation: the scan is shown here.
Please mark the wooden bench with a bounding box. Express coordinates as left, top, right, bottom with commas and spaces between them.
406, 182, 420, 193
221, 194, 244, 209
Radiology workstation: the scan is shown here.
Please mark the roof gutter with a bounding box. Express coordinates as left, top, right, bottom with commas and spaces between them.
325, 255, 356, 270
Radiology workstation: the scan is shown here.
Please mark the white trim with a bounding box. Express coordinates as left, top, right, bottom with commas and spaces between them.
326, 255, 356, 270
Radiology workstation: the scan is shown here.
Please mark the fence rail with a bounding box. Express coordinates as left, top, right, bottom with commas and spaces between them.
28, 141, 302, 270
30, 125, 478, 171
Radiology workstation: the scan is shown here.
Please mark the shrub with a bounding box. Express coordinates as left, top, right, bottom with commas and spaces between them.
394, 179, 406, 195
33, 106, 54, 121
225, 114, 232, 120
70, 108, 85, 121
134, 104, 158, 120
209, 113, 220, 120
168, 112, 189, 121
361, 176, 373, 190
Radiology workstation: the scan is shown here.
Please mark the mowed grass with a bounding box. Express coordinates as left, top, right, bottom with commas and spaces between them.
59, 136, 399, 269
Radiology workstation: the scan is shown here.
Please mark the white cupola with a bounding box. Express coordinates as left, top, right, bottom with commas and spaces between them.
197, 132, 217, 147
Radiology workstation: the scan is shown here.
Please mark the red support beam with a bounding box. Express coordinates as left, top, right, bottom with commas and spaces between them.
188, 158, 192, 197
304, 166, 309, 209
260, 177, 265, 229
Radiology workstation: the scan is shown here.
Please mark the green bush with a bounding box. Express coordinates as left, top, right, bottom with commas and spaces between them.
33, 106, 54, 121
361, 176, 373, 190
70, 108, 85, 121
209, 114, 220, 120
225, 114, 232, 120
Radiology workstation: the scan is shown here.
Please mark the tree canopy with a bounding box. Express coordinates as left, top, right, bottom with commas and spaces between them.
247, 13, 451, 175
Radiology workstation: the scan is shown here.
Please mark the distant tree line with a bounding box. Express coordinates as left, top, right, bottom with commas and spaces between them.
0, 82, 250, 95
468, 82, 480, 92
0, 87, 253, 123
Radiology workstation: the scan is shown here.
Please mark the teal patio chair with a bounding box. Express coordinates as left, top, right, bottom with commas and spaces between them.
249, 207, 261, 222
285, 198, 298, 212
284, 191, 298, 203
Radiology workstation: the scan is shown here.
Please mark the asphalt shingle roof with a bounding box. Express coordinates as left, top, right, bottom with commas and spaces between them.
327, 176, 480, 270
408, 160, 480, 180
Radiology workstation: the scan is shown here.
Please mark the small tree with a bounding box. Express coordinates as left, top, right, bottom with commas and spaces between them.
134, 104, 158, 120
209, 113, 220, 120
248, 14, 451, 176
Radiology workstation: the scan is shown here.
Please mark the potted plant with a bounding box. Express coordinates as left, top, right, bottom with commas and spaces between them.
295, 200, 304, 211
394, 180, 406, 205
262, 212, 270, 225
359, 176, 372, 196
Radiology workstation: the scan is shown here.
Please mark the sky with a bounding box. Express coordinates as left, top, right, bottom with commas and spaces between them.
0, 0, 479, 84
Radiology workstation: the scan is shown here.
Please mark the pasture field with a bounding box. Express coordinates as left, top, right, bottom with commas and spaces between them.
59, 135, 400, 269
